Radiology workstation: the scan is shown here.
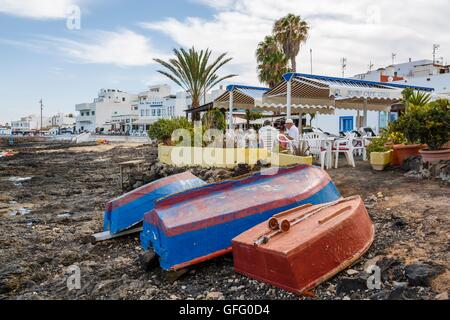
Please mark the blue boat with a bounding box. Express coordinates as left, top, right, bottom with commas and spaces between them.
103, 172, 206, 235
141, 165, 341, 271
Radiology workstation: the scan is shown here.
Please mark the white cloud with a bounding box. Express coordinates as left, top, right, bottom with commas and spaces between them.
41, 29, 167, 67
0, 0, 81, 19
144, 0, 450, 85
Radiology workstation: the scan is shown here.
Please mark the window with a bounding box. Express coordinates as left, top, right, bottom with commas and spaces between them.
390, 113, 399, 122
141, 109, 144, 117
92, 111, 95, 116
157, 109, 161, 117
339, 116, 354, 133
146, 109, 150, 117
81, 112, 84, 116
152, 109, 156, 117
122, 97, 126, 102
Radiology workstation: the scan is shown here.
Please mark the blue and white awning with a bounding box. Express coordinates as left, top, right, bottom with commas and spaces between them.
214, 84, 335, 114
213, 85, 269, 110
263, 73, 435, 112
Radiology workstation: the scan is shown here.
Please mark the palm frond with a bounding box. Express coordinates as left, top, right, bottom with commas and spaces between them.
154, 47, 236, 108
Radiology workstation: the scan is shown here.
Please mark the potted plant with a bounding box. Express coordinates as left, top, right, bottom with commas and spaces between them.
418, 100, 450, 163
383, 127, 406, 166
367, 137, 393, 171
385, 90, 432, 166
387, 105, 426, 166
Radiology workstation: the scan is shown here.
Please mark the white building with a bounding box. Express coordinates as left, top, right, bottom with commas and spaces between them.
0, 125, 11, 136
74, 85, 224, 134
392, 63, 450, 94
50, 113, 76, 133
354, 59, 450, 94
310, 59, 448, 135
134, 85, 187, 132
76, 89, 138, 133
11, 115, 51, 133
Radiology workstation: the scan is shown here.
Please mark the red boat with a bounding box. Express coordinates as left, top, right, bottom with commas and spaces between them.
232, 196, 375, 295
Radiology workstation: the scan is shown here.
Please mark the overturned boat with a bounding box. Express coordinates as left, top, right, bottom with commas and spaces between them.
141, 165, 341, 271
103, 172, 206, 235
232, 196, 375, 295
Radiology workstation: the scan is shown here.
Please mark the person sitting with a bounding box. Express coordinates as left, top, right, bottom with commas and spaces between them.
285, 119, 300, 142
258, 120, 279, 152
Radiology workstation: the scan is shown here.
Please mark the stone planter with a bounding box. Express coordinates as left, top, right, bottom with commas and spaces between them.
370, 150, 393, 171
419, 149, 450, 164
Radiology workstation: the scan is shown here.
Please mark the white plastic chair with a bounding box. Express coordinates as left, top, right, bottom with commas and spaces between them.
259, 128, 279, 152
333, 133, 356, 168
353, 134, 369, 161
303, 132, 328, 169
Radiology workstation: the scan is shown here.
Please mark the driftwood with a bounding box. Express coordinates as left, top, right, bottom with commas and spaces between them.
91, 226, 143, 244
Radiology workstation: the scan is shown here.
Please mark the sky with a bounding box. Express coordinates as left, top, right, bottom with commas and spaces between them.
0, 0, 449, 124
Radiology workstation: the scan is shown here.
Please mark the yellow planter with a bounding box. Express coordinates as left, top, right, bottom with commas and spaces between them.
158, 145, 270, 169
270, 153, 313, 167
370, 150, 393, 171
158, 145, 313, 169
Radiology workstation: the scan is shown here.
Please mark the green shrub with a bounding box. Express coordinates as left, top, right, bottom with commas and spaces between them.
384, 124, 406, 145
390, 99, 450, 150
419, 100, 450, 150
366, 137, 389, 159
392, 104, 423, 145
148, 117, 193, 146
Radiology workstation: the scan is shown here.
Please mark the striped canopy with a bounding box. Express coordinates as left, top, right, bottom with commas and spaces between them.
214, 84, 335, 114
263, 73, 434, 112
213, 85, 269, 110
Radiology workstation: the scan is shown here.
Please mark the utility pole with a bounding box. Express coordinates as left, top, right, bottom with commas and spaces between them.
341, 58, 347, 77
392, 53, 397, 65
310, 48, 313, 74
433, 44, 440, 64
39, 99, 43, 136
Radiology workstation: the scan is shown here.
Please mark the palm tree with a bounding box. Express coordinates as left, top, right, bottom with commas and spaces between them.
154, 48, 237, 119
273, 14, 310, 72
256, 36, 290, 88
402, 88, 432, 112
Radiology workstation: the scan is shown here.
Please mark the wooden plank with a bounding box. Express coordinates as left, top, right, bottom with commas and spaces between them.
91, 226, 143, 244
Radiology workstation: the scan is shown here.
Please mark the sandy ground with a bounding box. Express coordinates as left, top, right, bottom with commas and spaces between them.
0, 141, 448, 300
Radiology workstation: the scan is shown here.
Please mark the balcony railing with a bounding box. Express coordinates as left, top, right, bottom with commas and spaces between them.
76, 116, 94, 123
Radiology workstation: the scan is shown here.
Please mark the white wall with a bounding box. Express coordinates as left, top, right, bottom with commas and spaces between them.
176, 91, 191, 117
76, 89, 138, 133
393, 73, 450, 94
11, 115, 51, 131
312, 109, 381, 135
